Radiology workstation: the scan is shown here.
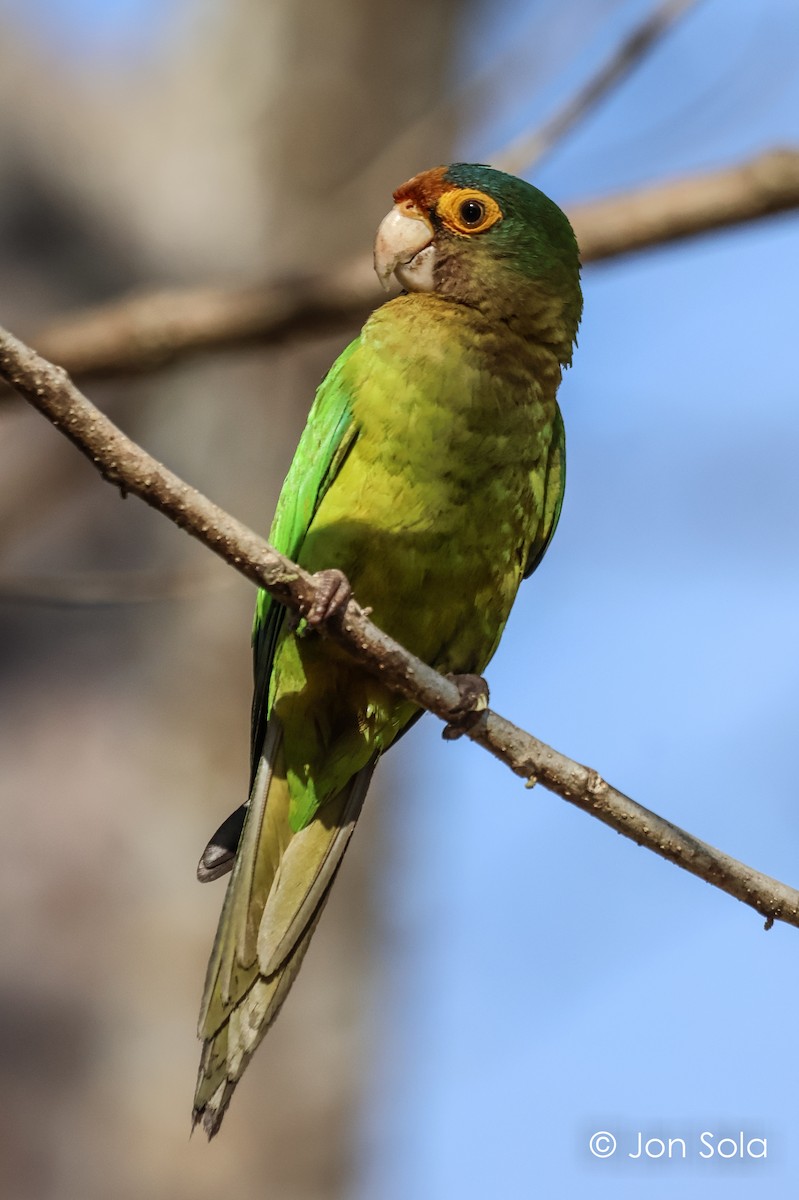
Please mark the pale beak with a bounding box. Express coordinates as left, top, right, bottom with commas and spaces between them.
373, 203, 435, 292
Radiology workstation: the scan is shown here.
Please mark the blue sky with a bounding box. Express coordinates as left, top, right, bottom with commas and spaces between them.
0, 0, 175, 59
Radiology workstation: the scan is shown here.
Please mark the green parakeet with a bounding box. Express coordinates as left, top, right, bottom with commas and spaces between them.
193, 163, 582, 1135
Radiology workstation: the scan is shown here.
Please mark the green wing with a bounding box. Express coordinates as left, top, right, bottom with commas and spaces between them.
250, 337, 361, 783
524, 403, 565, 579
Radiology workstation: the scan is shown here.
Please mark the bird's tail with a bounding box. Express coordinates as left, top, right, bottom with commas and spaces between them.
192, 719, 374, 1137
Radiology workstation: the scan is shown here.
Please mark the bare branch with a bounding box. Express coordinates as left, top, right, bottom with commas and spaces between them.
493, 0, 706, 176
8, 149, 797, 391
570, 147, 799, 260
1, 324, 797, 933
29, 257, 377, 381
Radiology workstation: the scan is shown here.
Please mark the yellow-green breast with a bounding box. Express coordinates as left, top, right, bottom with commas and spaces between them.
270, 291, 563, 824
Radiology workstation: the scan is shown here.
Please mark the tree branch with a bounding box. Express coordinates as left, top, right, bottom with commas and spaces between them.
494, 0, 706, 176
571, 146, 799, 260
26, 258, 378, 382
1, 324, 797, 933
9, 148, 797, 388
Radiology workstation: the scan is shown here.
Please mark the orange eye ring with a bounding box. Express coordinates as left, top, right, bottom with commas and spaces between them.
437, 188, 502, 236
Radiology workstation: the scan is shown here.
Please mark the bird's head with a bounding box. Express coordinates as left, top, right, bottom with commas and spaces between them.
374, 163, 582, 365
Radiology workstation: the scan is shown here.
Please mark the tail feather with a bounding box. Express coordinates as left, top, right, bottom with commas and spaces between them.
257, 770, 369, 976
193, 904, 325, 1138
193, 718, 375, 1137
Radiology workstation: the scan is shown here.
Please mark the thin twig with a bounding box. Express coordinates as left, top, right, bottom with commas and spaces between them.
1, 324, 797, 933
495, 0, 705, 177
6, 149, 796, 390
330, 0, 625, 209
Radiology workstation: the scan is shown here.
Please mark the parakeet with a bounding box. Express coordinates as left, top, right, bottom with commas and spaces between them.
192, 163, 582, 1136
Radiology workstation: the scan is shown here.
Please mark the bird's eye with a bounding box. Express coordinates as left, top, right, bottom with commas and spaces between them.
437, 188, 502, 236
459, 198, 485, 227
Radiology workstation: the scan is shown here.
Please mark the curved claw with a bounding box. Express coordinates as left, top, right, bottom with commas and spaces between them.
305, 568, 352, 628
442, 673, 490, 740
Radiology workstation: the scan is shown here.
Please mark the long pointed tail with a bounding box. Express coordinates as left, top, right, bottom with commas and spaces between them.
192, 722, 374, 1137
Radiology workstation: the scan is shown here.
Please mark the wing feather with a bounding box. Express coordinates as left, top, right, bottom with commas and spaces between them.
524, 402, 566, 579
249, 337, 361, 783
195, 337, 372, 1136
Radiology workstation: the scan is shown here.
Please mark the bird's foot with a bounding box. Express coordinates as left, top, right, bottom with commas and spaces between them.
305, 568, 352, 629
442, 673, 490, 740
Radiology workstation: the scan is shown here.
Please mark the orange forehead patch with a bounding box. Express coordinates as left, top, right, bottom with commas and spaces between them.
393, 166, 449, 212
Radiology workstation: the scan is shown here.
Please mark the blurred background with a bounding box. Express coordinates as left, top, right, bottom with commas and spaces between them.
0, 0, 798, 1197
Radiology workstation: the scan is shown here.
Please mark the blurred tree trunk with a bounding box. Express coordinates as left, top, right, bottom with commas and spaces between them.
0, 2, 460, 1198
